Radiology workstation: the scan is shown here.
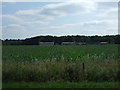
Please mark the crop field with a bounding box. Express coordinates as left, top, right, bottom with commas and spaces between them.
3, 44, 119, 61
2, 44, 120, 88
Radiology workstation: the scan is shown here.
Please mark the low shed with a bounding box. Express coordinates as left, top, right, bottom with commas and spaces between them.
62, 42, 75, 45
39, 42, 54, 45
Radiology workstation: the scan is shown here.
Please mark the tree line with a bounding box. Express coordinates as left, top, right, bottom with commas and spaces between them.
2, 35, 120, 45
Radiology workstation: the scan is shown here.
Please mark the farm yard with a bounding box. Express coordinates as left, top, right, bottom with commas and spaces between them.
2, 44, 120, 88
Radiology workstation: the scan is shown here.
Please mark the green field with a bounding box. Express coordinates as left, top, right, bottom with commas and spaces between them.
3, 81, 119, 88
2, 44, 120, 88
3, 44, 119, 61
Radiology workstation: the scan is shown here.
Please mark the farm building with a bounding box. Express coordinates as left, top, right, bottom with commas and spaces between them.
62, 42, 75, 45
39, 42, 54, 45
39, 42, 87, 45
100, 42, 109, 45
76, 42, 87, 45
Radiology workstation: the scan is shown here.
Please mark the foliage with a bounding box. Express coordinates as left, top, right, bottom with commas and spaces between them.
2, 35, 120, 45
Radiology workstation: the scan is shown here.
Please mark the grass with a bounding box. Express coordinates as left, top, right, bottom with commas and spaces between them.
3, 81, 119, 88
3, 60, 119, 82
2, 44, 120, 88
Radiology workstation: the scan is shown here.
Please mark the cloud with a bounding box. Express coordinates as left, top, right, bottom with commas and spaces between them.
2, 24, 27, 39
3, 24, 25, 30
2, 0, 119, 2
4, 1, 97, 27
39, 1, 97, 17
35, 20, 117, 36
1, 15, 23, 25
14, 1, 97, 22
2, 1, 98, 35
2, 19, 117, 39
1, 15, 22, 22
0, 26, 2, 39
21, 21, 49, 27
16, 9, 40, 15
96, 2, 118, 18
97, 8, 118, 18
2, 2, 118, 39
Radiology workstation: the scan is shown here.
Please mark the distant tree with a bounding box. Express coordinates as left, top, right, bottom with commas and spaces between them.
2, 35, 120, 45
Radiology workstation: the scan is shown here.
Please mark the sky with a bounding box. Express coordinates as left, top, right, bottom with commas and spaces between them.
1, 1, 118, 39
